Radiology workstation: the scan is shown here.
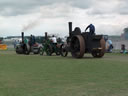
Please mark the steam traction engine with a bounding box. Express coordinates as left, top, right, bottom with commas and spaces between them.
16, 32, 40, 54
40, 32, 61, 56
60, 22, 106, 58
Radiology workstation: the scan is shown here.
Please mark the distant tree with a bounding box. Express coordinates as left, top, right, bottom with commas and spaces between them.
0, 37, 3, 44
123, 27, 128, 40
123, 27, 128, 33
0, 37, 3, 40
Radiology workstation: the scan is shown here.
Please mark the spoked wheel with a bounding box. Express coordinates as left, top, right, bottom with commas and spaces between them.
70, 35, 85, 58
55, 44, 60, 56
16, 46, 23, 54
92, 38, 106, 58
39, 47, 44, 55
46, 45, 52, 56
56, 50, 60, 56
60, 44, 68, 57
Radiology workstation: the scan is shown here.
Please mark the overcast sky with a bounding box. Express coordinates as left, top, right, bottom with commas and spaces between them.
0, 0, 128, 37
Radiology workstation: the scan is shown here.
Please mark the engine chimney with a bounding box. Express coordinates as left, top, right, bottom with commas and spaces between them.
69, 22, 72, 37
21, 32, 24, 43
45, 32, 48, 40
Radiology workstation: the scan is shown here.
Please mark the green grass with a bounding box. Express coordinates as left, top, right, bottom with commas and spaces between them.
0, 50, 128, 96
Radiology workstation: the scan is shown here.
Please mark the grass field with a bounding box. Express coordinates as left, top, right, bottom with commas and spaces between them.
0, 50, 128, 96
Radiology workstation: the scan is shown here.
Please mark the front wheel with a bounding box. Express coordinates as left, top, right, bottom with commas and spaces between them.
46, 45, 52, 56
91, 38, 106, 58
60, 44, 68, 57
56, 51, 60, 55
16, 46, 23, 54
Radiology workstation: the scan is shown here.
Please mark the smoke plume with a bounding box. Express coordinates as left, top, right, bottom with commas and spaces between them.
22, 19, 40, 31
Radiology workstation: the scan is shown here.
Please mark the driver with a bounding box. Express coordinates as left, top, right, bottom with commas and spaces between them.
85, 24, 95, 35
51, 35, 57, 45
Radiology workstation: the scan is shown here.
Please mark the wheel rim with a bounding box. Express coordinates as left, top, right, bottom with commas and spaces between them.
92, 38, 106, 58
99, 38, 106, 57
70, 35, 85, 58
55, 45, 60, 55
60, 44, 68, 57
40, 47, 44, 55
56, 49, 60, 55
46, 45, 52, 56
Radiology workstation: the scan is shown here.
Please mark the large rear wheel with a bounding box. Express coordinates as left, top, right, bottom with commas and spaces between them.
70, 35, 85, 58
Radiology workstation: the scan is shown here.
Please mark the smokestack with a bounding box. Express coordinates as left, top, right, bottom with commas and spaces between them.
45, 32, 48, 40
21, 32, 24, 43
69, 22, 72, 37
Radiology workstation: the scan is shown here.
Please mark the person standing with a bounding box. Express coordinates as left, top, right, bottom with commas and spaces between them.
107, 39, 113, 53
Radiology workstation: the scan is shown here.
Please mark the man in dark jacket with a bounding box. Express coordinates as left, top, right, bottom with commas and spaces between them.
85, 24, 95, 35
